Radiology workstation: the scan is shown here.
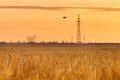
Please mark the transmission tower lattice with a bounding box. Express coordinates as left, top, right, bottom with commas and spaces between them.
76, 15, 81, 43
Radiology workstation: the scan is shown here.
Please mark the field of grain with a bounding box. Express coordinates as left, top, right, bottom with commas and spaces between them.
0, 43, 120, 80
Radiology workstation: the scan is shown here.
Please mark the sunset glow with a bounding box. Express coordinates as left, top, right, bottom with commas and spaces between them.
0, 0, 120, 43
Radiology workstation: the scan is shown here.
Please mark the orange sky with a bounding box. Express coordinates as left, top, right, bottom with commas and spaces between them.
0, 0, 120, 43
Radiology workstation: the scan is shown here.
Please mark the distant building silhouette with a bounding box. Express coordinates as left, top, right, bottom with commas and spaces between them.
27, 35, 36, 43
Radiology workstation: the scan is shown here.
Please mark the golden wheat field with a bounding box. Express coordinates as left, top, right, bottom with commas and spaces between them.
0, 43, 120, 80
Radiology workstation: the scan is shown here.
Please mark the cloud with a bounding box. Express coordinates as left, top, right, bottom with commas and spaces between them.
0, 6, 120, 11
0, 6, 64, 10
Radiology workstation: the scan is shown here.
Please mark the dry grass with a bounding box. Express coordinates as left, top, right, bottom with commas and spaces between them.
0, 44, 120, 80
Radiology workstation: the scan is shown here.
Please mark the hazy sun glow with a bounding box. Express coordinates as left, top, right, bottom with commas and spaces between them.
0, 0, 120, 43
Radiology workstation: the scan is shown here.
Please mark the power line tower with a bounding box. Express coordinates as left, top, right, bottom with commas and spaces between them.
33, 35, 36, 42
71, 36, 73, 43
76, 15, 81, 43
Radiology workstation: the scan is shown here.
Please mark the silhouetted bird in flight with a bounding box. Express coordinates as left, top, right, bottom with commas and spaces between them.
63, 16, 67, 19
